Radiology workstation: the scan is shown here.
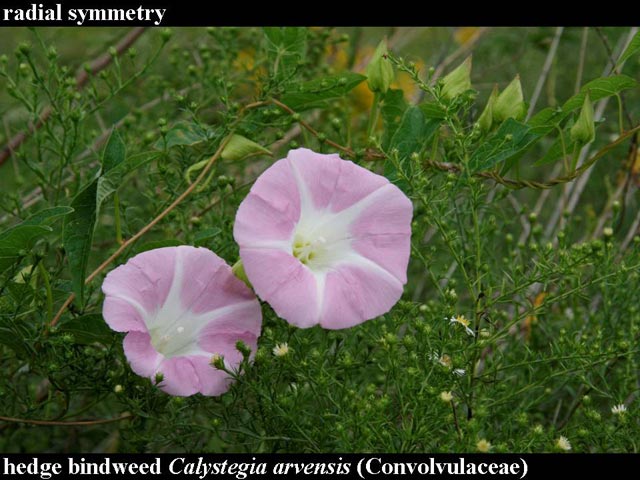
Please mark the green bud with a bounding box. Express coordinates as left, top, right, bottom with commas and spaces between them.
493, 75, 526, 123
235, 340, 252, 358
570, 94, 595, 145
441, 56, 472, 100
221, 134, 271, 162
478, 84, 498, 133
231, 259, 252, 289
366, 39, 394, 94
210, 354, 226, 370
161, 28, 173, 43
16, 42, 31, 56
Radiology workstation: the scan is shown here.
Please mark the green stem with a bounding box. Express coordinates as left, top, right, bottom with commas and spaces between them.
570, 142, 580, 171
615, 94, 624, 135
366, 92, 381, 139
38, 262, 53, 324
114, 192, 123, 244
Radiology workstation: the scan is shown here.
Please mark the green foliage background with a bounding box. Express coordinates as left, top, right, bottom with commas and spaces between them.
0, 27, 639, 453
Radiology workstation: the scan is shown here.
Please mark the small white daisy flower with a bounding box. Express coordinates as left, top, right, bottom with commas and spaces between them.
476, 438, 491, 452
449, 315, 475, 336
556, 435, 572, 451
272, 342, 290, 357
611, 404, 627, 415
440, 391, 453, 403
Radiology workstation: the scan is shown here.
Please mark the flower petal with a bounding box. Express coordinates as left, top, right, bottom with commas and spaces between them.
350, 184, 413, 283
176, 246, 255, 314
198, 301, 262, 355
156, 356, 200, 397
103, 296, 146, 333
122, 331, 162, 377
319, 260, 403, 329
240, 247, 320, 328
187, 355, 235, 397
288, 148, 388, 212
234, 158, 300, 247
102, 247, 176, 318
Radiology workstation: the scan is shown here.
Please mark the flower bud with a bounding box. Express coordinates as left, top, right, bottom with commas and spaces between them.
161, 28, 173, 43
570, 94, 595, 145
478, 84, 498, 133
210, 354, 226, 370
235, 340, 252, 358
493, 75, 526, 123
221, 134, 271, 161
366, 39, 394, 94
231, 259, 252, 289
441, 56, 472, 100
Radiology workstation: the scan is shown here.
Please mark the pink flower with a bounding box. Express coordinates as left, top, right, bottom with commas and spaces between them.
102, 246, 262, 397
234, 148, 412, 329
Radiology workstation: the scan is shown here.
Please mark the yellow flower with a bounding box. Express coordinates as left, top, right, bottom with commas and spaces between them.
524, 291, 547, 341
476, 438, 491, 452
233, 48, 256, 71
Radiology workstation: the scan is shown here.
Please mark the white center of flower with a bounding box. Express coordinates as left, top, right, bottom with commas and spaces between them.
149, 322, 194, 358
292, 233, 328, 266
290, 214, 355, 272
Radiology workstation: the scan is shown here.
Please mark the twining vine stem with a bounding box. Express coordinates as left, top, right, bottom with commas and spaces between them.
272, 99, 640, 191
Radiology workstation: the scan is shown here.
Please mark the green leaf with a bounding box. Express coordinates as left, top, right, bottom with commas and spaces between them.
469, 118, 540, 172
385, 106, 441, 188
194, 228, 222, 246
527, 107, 564, 135
381, 89, 408, 149
617, 31, 640, 67
419, 102, 447, 120
0, 326, 32, 358
154, 122, 213, 150
0, 225, 51, 273
60, 314, 114, 345
263, 27, 307, 80
280, 72, 367, 111
527, 76, 637, 136
563, 75, 638, 112
102, 129, 126, 173
96, 152, 157, 210
66, 143, 156, 307
534, 133, 577, 167
0, 207, 72, 274
63, 180, 98, 308
221, 134, 272, 161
